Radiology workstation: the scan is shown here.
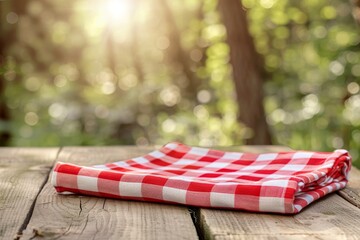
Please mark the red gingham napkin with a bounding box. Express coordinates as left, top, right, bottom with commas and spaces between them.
51, 142, 351, 214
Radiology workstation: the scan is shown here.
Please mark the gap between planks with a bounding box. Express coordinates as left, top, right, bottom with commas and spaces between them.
15, 147, 63, 239
0, 148, 60, 240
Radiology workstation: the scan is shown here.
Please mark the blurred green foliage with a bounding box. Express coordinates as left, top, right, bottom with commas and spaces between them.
1, 0, 359, 167
244, 0, 360, 167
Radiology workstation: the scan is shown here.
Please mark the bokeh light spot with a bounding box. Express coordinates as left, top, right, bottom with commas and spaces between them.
351, 64, 360, 77
329, 61, 344, 76
197, 90, 211, 103
101, 81, 116, 95
6, 12, 18, 24
347, 82, 360, 95
321, 6, 337, 19
193, 105, 209, 120
25, 112, 39, 126
190, 49, 203, 62
259, 0, 276, 9
335, 31, 351, 47
162, 119, 176, 133
160, 85, 181, 107
48, 103, 67, 119
312, 26, 327, 39
54, 75, 67, 88
119, 73, 138, 90
25, 77, 41, 92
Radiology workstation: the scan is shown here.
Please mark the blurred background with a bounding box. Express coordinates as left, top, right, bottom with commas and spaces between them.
0, 0, 359, 167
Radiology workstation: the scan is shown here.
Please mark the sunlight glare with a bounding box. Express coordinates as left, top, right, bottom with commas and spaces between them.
104, 0, 133, 24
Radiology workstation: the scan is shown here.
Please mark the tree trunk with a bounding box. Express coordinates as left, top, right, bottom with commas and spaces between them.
0, 78, 11, 146
352, 0, 360, 24
218, 0, 272, 145
0, 3, 15, 146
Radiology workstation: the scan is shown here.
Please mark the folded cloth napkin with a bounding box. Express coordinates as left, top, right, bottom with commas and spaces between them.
52, 142, 351, 214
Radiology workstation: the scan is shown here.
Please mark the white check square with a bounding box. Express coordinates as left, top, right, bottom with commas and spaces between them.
262, 179, 289, 188
242, 165, 266, 171
165, 143, 178, 149
188, 147, 209, 156
132, 157, 149, 164
175, 159, 195, 165
210, 192, 235, 208
265, 174, 287, 179
120, 182, 142, 197
206, 162, 229, 169
93, 165, 111, 169
115, 161, 129, 167
163, 187, 187, 204
281, 164, 306, 172
77, 175, 98, 192
169, 176, 194, 182
50, 171, 57, 186
292, 152, 313, 159
259, 197, 285, 213
257, 153, 278, 161
149, 151, 166, 158
222, 152, 243, 160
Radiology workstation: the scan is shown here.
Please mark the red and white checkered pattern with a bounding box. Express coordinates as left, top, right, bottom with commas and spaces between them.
51, 142, 351, 214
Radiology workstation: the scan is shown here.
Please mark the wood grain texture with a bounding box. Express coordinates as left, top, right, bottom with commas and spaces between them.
199, 146, 360, 240
0, 148, 59, 240
22, 146, 198, 240
199, 195, 360, 240
338, 167, 360, 208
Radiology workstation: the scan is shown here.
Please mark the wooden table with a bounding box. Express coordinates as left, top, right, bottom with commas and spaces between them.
1, 146, 360, 240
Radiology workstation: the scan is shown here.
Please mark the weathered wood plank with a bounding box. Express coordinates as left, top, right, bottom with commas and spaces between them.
22, 146, 198, 240
0, 148, 59, 240
199, 194, 360, 240
338, 167, 360, 208
198, 146, 360, 240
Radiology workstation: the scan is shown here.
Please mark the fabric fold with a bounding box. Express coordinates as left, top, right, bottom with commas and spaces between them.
51, 142, 351, 214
